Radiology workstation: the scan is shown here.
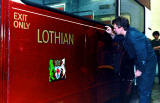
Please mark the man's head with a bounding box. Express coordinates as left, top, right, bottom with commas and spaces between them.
112, 16, 129, 35
152, 31, 159, 40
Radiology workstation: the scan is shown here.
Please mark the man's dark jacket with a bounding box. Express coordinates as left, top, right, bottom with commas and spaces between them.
122, 27, 156, 72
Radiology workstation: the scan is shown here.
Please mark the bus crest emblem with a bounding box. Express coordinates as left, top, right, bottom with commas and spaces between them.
49, 58, 66, 82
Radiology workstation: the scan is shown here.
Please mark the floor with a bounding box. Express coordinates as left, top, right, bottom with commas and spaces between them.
151, 76, 160, 103
105, 76, 160, 103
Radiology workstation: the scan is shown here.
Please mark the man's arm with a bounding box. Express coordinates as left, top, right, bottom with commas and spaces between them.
153, 46, 160, 50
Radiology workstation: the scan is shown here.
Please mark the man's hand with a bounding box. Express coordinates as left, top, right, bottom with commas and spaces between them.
135, 69, 142, 78
105, 26, 113, 34
105, 26, 115, 39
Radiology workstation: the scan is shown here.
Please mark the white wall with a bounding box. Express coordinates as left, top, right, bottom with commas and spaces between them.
151, 0, 160, 40
145, 7, 152, 39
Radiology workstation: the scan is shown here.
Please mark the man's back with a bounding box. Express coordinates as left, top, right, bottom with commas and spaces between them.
124, 27, 156, 72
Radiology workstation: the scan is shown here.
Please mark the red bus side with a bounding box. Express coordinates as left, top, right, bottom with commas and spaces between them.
1, 1, 118, 103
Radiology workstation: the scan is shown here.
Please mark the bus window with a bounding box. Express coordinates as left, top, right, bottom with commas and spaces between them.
21, 0, 117, 24
120, 0, 145, 32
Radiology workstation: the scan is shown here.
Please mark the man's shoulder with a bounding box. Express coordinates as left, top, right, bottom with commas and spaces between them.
151, 39, 160, 42
128, 27, 136, 30
128, 27, 140, 33
151, 39, 155, 42
128, 27, 143, 37
151, 39, 156, 44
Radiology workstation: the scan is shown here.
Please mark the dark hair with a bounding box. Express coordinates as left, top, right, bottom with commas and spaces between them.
152, 31, 159, 36
112, 16, 129, 31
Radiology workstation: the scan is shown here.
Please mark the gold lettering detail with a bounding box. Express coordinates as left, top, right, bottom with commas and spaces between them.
69, 33, 74, 45
42, 30, 49, 43
55, 32, 61, 44
13, 21, 19, 28
61, 33, 64, 44
49, 31, 54, 44
13, 12, 30, 29
63, 33, 68, 45
37, 29, 74, 45
37, 29, 42, 43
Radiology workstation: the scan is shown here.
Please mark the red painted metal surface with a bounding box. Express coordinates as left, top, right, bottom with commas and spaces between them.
1, 0, 119, 103
1, 0, 10, 103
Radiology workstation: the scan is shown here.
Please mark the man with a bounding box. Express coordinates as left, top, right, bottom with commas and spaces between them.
105, 16, 157, 103
151, 31, 160, 84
